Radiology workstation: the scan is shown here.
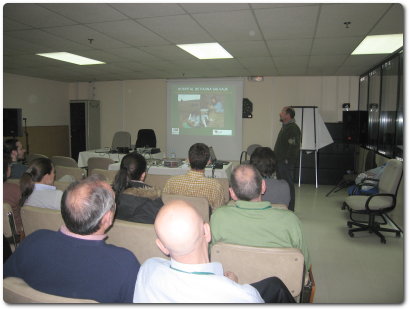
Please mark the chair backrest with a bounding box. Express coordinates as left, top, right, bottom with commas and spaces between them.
51, 156, 78, 168
215, 177, 230, 203
90, 168, 118, 185
145, 174, 172, 190
111, 131, 131, 150
135, 129, 156, 148
106, 219, 168, 263
54, 181, 71, 191
87, 157, 115, 172
210, 242, 304, 298
3, 203, 14, 238
26, 153, 48, 164
55, 165, 86, 181
3, 277, 98, 303
21, 205, 63, 236
162, 193, 210, 222
240, 144, 261, 164
378, 159, 403, 195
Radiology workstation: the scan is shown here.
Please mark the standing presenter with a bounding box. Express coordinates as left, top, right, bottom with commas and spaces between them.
274, 107, 301, 212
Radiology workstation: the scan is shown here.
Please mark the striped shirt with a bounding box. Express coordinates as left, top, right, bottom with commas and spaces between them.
163, 170, 225, 211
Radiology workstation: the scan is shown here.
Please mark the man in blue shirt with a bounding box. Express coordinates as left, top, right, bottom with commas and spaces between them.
4, 175, 140, 303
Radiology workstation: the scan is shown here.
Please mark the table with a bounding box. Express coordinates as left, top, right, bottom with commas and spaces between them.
78, 149, 163, 168
109, 160, 232, 179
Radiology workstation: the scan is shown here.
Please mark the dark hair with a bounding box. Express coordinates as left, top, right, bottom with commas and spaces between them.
4, 138, 18, 153
61, 175, 115, 235
19, 158, 54, 207
188, 143, 210, 170
230, 164, 263, 201
285, 107, 295, 119
250, 147, 276, 178
113, 152, 147, 201
3, 150, 12, 182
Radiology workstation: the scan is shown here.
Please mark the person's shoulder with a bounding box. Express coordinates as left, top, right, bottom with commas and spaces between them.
104, 243, 140, 264
211, 204, 234, 216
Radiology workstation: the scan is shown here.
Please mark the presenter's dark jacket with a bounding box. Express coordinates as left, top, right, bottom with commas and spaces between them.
115, 181, 163, 224
274, 119, 301, 165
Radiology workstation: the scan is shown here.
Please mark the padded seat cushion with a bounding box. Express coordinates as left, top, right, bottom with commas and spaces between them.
345, 195, 394, 211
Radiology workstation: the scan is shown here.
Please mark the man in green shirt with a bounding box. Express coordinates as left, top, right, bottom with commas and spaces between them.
274, 106, 301, 211
210, 164, 311, 271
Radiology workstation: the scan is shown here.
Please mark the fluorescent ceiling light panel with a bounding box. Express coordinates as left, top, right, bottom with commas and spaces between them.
352, 34, 403, 55
36, 52, 105, 65
177, 43, 233, 59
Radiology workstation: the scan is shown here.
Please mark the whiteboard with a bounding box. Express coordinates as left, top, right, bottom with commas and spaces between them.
292, 107, 333, 151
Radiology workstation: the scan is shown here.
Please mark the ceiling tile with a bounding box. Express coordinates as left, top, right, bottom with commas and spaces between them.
311, 37, 363, 55
41, 3, 127, 23
105, 48, 161, 62
6, 29, 93, 52
87, 20, 169, 46
267, 38, 312, 56
274, 56, 309, 69
138, 45, 194, 61
3, 35, 55, 55
3, 18, 33, 31
369, 4, 404, 35
316, 3, 391, 37
43, 25, 129, 49
193, 10, 262, 41
137, 15, 213, 44
309, 55, 348, 67
110, 3, 185, 19
4, 3, 77, 28
255, 5, 320, 40
222, 41, 270, 58
181, 3, 250, 14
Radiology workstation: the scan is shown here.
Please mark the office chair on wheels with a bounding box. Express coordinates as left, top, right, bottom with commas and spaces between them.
342, 159, 403, 244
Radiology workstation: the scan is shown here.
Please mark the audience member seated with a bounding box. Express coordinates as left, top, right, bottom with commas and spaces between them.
210, 164, 311, 271
3, 175, 140, 303
133, 200, 294, 303
19, 158, 63, 210
163, 143, 225, 211
347, 162, 386, 196
113, 152, 163, 224
4, 138, 27, 179
3, 150, 24, 239
250, 146, 290, 206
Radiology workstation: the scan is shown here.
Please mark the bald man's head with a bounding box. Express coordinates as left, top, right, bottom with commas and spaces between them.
154, 200, 210, 259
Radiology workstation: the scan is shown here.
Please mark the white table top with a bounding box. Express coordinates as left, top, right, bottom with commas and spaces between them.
78, 149, 163, 168
108, 160, 232, 179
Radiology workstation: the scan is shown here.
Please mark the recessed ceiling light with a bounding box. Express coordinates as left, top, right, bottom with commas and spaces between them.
36, 52, 105, 65
352, 34, 403, 55
177, 43, 233, 59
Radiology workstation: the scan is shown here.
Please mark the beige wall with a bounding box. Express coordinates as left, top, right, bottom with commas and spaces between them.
68, 76, 359, 159
4, 73, 69, 126
5, 73, 358, 160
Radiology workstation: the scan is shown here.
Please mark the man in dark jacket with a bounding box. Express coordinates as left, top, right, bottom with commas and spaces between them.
274, 107, 301, 212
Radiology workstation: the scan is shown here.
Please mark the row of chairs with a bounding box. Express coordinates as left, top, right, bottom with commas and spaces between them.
4, 202, 311, 303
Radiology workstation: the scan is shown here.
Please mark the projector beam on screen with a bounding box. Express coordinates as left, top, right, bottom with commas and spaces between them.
167, 78, 243, 160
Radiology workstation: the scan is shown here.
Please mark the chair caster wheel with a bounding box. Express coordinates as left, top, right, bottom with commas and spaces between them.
381, 238, 386, 244
348, 231, 354, 238
347, 222, 352, 228
396, 232, 401, 237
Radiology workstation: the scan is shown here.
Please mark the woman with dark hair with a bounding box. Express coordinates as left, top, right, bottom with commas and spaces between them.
19, 158, 63, 210
250, 147, 291, 207
113, 152, 163, 224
